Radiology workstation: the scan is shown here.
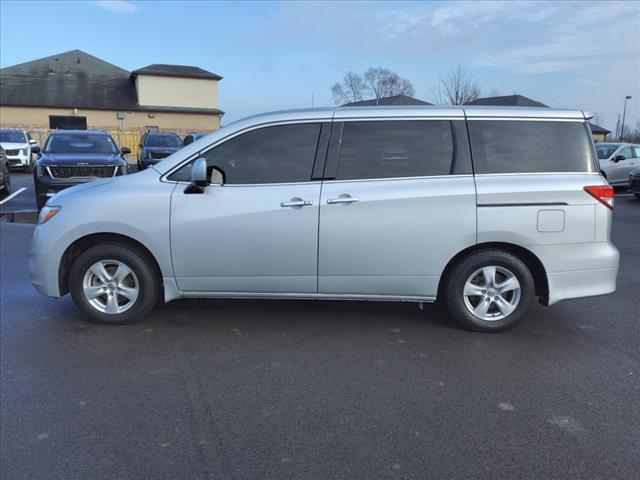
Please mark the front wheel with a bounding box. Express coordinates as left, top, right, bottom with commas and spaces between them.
69, 244, 159, 324
442, 250, 535, 332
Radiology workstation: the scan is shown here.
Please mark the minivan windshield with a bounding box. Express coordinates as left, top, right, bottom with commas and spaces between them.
0, 131, 27, 143
596, 145, 619, 159
145, 135, 182, 148
44, 133, 118, 154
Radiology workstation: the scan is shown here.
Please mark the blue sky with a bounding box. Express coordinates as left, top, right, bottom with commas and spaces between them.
1, 0, 638, 130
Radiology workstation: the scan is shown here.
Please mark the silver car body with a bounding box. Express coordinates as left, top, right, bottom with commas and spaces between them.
30, 106, 619, 308
597, 143, 640, 186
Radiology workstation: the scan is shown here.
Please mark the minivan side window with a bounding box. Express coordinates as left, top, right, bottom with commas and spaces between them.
334, 120, 457, 180
468, 121, 595, 174
168, 123, 321, 184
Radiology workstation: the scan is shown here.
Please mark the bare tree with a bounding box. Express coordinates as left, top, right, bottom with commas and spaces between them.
331, 67, 414, 105
430, 65, 481, 105
363, 67, 415, 102
331, 71, 368, 104
620, 121, 640, 143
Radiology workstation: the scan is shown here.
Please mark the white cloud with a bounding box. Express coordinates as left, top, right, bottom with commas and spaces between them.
95, 0, 137, 14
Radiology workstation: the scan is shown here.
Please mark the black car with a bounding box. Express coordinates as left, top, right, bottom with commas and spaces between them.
182, 132, 209, 146
0, 147, 10, 197
137, 132, 182, 170
629, 167, 640, 199
34, 130, 129, 209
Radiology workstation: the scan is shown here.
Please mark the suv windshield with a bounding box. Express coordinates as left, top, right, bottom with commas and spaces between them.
44, 133, 117, 154
596, 145, 619, 159
0, 131, 27, 143
145, 135, 182, 148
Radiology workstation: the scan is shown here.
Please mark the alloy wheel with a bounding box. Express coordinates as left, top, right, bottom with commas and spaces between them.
82, 259, 139, 314
462, 266, 521, 321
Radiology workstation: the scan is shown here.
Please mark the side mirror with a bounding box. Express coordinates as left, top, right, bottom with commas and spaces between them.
121, 147, 131, 155
613, 155, 625, 162
184, 158, 208, 194
31, 146, 40, 154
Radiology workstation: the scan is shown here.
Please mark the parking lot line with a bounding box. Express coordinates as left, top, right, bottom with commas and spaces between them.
0, 187, 27, 206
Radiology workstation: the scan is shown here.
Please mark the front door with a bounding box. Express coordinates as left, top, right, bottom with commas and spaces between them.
318, 118, 477, 299
608, 146, 635, 184
170, 122, 325, 294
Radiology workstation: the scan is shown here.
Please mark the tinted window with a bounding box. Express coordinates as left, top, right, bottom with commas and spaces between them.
468, 121, 594, 174
44, 133, 117, 154
145, 135, 182, 147
0, 131, 26, 143
596, 145, 618, 159
335, 120, 455, 180
169, 123, 321, 184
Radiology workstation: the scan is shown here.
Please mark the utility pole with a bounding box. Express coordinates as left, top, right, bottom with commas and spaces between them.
620, 95, 632, 141
311, 93, 314, 108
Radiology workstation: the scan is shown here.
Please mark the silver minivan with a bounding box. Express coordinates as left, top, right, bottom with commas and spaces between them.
30, 106, 619, 332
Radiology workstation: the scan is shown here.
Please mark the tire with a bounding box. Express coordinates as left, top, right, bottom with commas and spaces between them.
1, 176, 10, 198
442, 250, 535, 332
69, 243, 159, 325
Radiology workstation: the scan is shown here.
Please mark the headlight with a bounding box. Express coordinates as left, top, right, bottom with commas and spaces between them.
37, 165, 47, 177
38, 206, 61, 224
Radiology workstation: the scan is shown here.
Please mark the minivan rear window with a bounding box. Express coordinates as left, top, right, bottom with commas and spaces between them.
334, 120, 457, 180
468, 121, 595, 174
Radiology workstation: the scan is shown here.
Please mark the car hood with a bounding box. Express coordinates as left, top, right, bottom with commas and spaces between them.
37, 153, 125, 166
143, 146, 181, 154
0, 142, 29, 149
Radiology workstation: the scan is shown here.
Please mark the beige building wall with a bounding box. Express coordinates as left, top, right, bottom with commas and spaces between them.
135, 75, 219, 109
0, 105, 220, 134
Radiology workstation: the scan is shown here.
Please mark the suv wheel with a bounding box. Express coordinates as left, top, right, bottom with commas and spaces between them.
443, 250, 535, 332
69, 244, 159, 324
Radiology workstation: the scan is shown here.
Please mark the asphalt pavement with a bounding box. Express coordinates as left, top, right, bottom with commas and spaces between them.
1, 173, 639, 480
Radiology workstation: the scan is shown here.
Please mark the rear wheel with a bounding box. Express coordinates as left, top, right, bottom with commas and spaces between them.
69, 244, 159, 324
442, 250, 535, 332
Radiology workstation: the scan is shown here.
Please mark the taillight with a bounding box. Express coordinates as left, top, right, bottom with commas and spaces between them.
584, 185, 614, 210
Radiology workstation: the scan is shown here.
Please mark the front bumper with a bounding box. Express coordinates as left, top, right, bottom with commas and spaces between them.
628, 176, 640, 194
35, 176, 100, 198
6, 153, 29, 168
29, 224, 62, 298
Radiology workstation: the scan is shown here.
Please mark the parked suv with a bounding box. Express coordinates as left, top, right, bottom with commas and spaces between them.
30, 106, 619, 332
596, 143, 640, 186
137, 132, 182, 170
0, 129, 35, 171
33, 130, 129, 209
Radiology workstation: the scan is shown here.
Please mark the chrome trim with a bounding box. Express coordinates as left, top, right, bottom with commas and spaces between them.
45, 165, 119, 180
466, 117, 585, 122
322, 174, 473, 184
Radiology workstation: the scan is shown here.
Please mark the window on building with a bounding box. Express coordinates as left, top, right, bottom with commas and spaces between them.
49, 116, 87, 130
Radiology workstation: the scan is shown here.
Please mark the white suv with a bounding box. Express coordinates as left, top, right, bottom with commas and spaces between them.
0, 129, 35, 170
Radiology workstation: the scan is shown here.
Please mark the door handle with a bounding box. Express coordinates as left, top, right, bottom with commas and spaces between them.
281, 198, 313, 208
327, 195, 360, 205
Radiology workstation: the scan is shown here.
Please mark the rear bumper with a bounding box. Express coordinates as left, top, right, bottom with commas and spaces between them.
528, 242, 620, 305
